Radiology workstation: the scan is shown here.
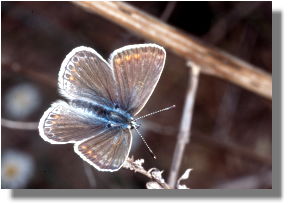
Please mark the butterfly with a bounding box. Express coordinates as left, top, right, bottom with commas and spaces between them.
38, 44, 166, 172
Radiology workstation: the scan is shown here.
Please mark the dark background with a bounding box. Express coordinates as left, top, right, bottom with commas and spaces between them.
1, 1, 272, 189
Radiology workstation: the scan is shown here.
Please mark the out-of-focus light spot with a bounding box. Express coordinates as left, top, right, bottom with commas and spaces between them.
1, 150, 35, 188
4, 83, 42, 119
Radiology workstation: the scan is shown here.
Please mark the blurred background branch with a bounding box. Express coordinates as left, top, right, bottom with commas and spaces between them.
82, 161, 97, 188
2, 62, 57, 88
73, 1, 272, 99
203, 1, 263, 43
1, 118, 38, 130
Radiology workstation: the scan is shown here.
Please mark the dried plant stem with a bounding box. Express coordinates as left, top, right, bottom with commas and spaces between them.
168, 62, 200, 188
82, 161, 97, 188
123, 158, 172, 189
73, 1, 272, 99
1, 118, 38, 130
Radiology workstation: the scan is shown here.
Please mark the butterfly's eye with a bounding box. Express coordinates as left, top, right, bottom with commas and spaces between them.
106, 123, 112, 128
114, 104, 119, 109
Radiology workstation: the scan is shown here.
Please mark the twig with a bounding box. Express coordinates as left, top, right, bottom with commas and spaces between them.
82, 161, 97, 188
123, 157, 172, 189
204, 1, 263, 44
212, 85, 241, 140
160, 2, 177, 22
1, 118, 38, 130
73, 1, 272, 99
212, 27, 258, 140
143, 120, 177, 136
168, 62, 200, 188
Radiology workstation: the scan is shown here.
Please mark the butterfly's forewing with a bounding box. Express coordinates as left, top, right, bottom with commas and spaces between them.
38, 100, 107, 144
109, 44, 166, 115
58, 46, 118, 107
74, 128, 132, 171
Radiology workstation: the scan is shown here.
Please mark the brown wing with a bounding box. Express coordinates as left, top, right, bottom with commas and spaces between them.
74, 128, 132, 172
109, 44, 166, 115
58, 46, 118, 107
38, 100, 107, 144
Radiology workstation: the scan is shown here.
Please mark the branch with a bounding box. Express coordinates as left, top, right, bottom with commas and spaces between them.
160, 2, 177, 22
167, 62, 200, 188
1, 118, 38, 130
82, 161, 97, 188
73, 1, 272, 99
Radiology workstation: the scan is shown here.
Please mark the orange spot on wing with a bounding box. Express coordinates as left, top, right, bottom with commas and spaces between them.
54, 115, 60, 119
81, 145, 87, 150
125, 55, 131, 61
115, 58, 121, 64
133, 54, 140, 59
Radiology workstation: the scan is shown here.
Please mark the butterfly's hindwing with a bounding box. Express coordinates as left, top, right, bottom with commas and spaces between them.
74, 128, 132, 171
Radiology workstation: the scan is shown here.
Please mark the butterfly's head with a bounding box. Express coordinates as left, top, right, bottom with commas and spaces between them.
127, 118, 140, 130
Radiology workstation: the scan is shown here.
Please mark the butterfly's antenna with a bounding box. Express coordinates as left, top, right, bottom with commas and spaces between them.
134, 127, 157, 159
135, 105, 176, 121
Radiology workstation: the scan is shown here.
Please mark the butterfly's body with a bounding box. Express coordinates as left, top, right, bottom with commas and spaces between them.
39, 44, 166, 171
70, 99, 136, 130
